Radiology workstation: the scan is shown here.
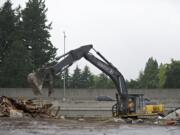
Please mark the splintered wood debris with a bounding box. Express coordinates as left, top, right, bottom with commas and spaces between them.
0, 96, 58, 118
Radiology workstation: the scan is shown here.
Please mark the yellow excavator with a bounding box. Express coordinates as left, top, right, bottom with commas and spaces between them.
27, 44, 164, 118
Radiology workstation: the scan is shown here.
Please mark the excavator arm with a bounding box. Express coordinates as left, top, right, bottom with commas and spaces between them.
27, 45, 92, 96
84, 52, 128, 114
27, 44, 128, 115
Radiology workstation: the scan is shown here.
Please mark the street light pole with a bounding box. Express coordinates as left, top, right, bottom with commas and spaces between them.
63, 31, 66, 101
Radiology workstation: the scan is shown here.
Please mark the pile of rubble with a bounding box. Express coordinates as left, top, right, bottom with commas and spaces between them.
161, 108, 180, 125
0, 96, 59, 118
0, 96, 180, 126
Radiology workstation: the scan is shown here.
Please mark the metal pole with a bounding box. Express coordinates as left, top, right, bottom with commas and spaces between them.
63, 31, 66, 101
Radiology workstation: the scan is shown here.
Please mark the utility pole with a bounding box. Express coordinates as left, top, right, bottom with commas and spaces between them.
63, 31, 66, 101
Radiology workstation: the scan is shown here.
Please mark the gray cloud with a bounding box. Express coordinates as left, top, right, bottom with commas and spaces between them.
2, 0, 180, 80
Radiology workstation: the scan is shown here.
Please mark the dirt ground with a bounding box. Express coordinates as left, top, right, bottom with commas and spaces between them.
0, 117, 180, 135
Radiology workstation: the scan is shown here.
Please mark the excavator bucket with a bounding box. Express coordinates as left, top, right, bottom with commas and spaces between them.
27, 72, 43, 95
27, 68, 55, 96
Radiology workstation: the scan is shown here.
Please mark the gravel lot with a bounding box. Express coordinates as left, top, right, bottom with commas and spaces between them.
0, 117, 180, 135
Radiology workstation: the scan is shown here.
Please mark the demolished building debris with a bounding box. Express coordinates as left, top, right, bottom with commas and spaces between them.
0, 96, 59, 118
0, 96, 180, 126
164, 108, 180, 120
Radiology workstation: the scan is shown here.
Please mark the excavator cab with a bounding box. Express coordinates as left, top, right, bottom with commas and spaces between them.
112, 94, 144, 117
113, 94, 165, 118
128, 94, 144, 114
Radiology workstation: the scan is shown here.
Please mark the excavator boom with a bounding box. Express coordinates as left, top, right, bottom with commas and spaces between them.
27, 44, 128, 115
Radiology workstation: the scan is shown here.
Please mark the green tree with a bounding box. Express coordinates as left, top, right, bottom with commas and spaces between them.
71, 66, 82, 88
0, 1, 31, 87
164, 60, 180, 88
0, 40, 32, 87
107, 79, 115, 88
0, 0, 16, 66
126, 79, 140, 89
95, 73, 109, 88
139, 57, 159, 88
158, 63, 167, 88
80, 65, 94, 88
21, 0, 57, 69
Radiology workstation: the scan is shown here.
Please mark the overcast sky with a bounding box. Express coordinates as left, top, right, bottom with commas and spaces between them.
1, 0, 180, 80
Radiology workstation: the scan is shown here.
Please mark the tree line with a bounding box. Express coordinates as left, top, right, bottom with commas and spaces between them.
126, 57, 180, 89
54, 66, 115, 89
1, 0, 180, 89
0, 0, 114, 89
0, 0, 56, 87
54, 58, 180, 89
